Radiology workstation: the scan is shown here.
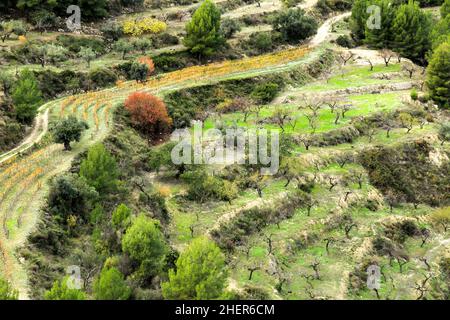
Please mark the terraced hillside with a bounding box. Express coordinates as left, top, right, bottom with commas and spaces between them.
0, 0, 448, 302
0, 11, 341, 298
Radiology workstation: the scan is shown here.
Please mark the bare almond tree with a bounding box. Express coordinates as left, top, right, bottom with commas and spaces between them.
402, 61, 417, 79
380, 49, 394, 67
339, 51, 355, 66
305, 112, 318, 134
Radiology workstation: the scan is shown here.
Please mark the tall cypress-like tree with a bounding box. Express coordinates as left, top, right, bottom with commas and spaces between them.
183, 0, 225, 60
391, 1, 432, 63
426, 41, 450, 109
365, 0, 397, 48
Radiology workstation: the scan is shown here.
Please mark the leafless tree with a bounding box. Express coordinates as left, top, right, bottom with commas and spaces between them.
310, 258, 321, 280
336, 153, 352, 168
366, 59, 374, 71
264, 233, 274, 255
247, 265, 261, 281
339, 104, 353, 118
328, 176, 338, 191
414, 273, 432, 300
402, 61, 417, 79
272, 108, 290, 132
419, 257, 431, 272
344, 222, 357, 239
396, 255, 409, 273
299, 95, 324, 117
324, 237, 335, 255
339, 51, 355, 65
380, 49, 394, 67
334, 111, 340, 125
344, 191, 353, 202
296, 134, 312, 151
305, 112, 318, 134
367, 126, 377, 143
420, 229, 430, 248
349, 169, 365, 189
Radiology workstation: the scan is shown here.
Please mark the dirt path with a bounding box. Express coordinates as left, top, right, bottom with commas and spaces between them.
310, 12, 351, 46
0, 109, 49, 166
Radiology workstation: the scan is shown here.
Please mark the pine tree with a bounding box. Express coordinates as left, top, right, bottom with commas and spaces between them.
426, 41, 450, 109
44, 278, 86, 300
162, 236, 227, 300
122, 214, 168, 278
93, 266, 131, 300
12, 69, 43, 124
350, 0, 370, 41
79, 143, 120, 194
391, 1, 432, 63
365, 0, 397, 48
183, 0, 225, 60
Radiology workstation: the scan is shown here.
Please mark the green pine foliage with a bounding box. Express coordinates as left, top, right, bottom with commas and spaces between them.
426, 41, 450, 108
122, 214, 168, 278
162, 236, 227, 300
391, 1, 433, 63
79, 143, 120, 194
183, 0, 225, 59
12, 69, 43, 124
0, 276, 19, 300
364, 0, 397, 48
93, 266, 131, 300
44, 277, 86, 300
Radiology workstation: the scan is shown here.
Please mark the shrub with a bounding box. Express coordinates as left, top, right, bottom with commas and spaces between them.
130, 61, 150, 83
137, 56, 155, 75
88, 68, 118, 90
245, 32, 273, 54
181, 169, 238, 203
56, 34, 106, 54
336, 34, 355, 48
44, 278, 86, 300
123, 17, 167, 36
0, 276, 18, 300
272, 8, 318, 43
48, 173, 98, 223
221, 18, 242, 38
250, 82, 279, 104
410, 88, 418, 101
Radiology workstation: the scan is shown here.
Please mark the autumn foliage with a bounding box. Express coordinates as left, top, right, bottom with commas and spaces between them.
124, 92, 172, 136
137, 56, 155, 75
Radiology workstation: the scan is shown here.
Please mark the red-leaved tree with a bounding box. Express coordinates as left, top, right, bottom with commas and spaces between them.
124, 92, 172, 137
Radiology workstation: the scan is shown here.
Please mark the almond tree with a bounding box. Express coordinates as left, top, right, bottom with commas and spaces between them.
339, 51, 354, 65
380, 49, 394, 67
402, 61, 417, 79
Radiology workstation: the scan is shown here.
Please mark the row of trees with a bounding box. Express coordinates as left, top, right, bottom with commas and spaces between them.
351, 0, 435, 63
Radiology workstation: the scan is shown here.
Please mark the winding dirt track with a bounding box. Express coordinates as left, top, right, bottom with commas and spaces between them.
0, 11, 348, 299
